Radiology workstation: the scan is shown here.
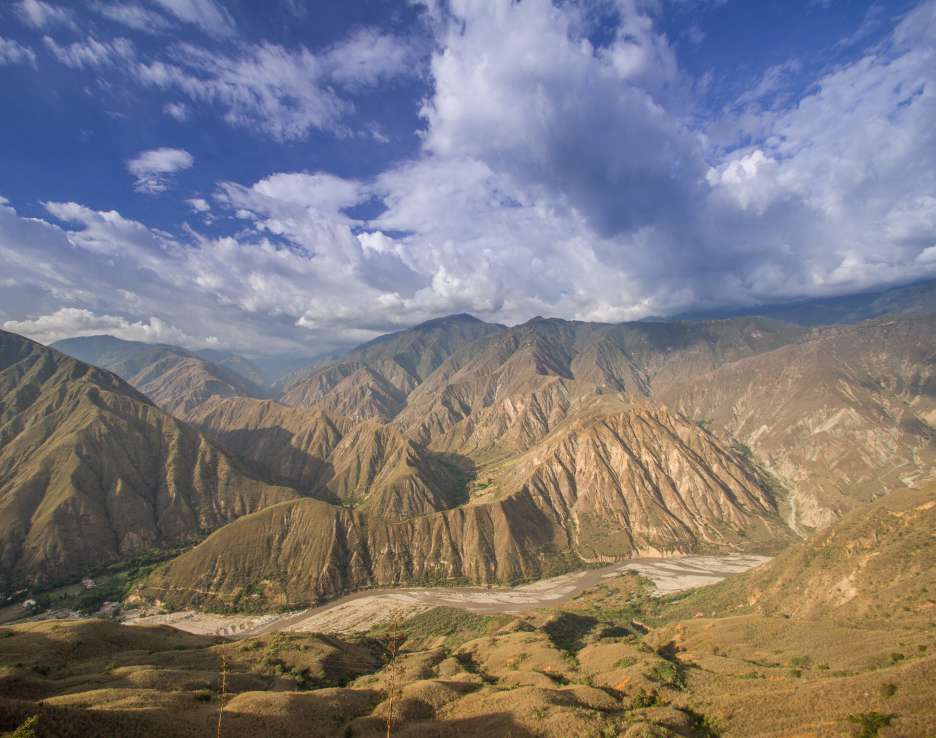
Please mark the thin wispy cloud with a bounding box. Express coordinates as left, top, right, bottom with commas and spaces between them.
126, 147, 194, 194
43, 35, 135, 69
90, 1, 174, 34
13, 0, 77, 31
149, 0, 236, 37
0, 37, 37, 67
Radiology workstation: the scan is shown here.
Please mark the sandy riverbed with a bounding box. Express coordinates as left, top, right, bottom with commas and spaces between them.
123, 554, 768, 637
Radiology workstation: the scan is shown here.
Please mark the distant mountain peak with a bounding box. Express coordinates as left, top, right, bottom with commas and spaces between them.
414, 312, 485, 329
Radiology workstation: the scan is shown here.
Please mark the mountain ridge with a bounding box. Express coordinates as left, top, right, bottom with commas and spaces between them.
0, 330, 298, 592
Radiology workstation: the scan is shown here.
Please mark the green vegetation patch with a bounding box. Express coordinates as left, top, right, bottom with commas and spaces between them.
385, 606, 512, 648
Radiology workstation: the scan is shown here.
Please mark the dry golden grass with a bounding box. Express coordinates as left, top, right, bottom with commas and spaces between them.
3, 541, 936, 737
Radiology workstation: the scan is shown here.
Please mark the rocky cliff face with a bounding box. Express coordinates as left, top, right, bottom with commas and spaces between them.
392, 317, 807, 456
133, 313, 935, 609
142, 402, 791, 609
660, 317, 936, 531
0, 331, 297, 592
187, 396, 469, 520
279, 314, 504, 420
17, 307, 934, 608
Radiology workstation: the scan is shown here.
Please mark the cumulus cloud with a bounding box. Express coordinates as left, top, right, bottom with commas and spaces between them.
365, 0, 936, 315
187, 197, 210, 212
3, 308, 194, 346
0, 195, 421, 354
0, 37, 36, 67
3, 0, 936, 352
125, 147, 194, 194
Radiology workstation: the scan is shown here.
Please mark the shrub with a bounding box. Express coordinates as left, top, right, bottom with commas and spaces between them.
6, 716, 39, 738
628, 688, 658, 709
880, 682, 897, 698
648, 661, 685, 690
847, 712, 894, 738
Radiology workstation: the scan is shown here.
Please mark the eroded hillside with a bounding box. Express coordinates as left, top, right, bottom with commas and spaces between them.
0, 331, 297, 593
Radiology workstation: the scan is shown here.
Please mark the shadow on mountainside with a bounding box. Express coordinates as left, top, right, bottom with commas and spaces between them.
425, 452, 477, 508
198, 425, 336, 498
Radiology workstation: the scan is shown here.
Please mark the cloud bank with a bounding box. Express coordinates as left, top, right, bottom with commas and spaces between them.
2, 0, 935, 354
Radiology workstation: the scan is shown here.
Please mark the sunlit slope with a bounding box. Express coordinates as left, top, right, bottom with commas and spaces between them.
0, 330, 297, 592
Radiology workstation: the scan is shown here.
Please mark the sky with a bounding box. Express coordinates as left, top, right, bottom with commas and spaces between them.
0, 0, 933, 357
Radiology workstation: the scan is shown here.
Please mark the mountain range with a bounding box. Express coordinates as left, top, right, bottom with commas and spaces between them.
0, 279, 931, 608
1, 279, 935, 736
0, 331, 296, 595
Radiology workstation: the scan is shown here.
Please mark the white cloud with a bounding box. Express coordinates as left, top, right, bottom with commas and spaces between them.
125, 147, 194, 194
149, 0, 236, 37
43, 35, 135, 69
218, 172, 364, 223
419, 0, 698, 238
91, 1, 173, 33
163, 101, 189, 121
3, 1, 936, 352
133, 30, 416, 140
3, 308, 194, 346
0, 37, 36, 67
135, 45, 345, 141
187, 197, 210, 213
322, 27, 415, 87
14, 0, 76, 31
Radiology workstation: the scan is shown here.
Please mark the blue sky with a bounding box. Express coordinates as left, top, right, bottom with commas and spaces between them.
0, 0, 933, 356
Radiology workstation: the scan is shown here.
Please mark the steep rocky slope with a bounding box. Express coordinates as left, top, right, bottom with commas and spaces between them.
280, 314, 504, 420
141, 401, 790, 609
194, 348, 267, 386
489, 401, 790, 560
52, 335, 266, 417
663, 482, 936, 625
0, 331, 297, 592
187, 396, 469, 520
392, 317, 805, 456
660, 316, 936, 531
